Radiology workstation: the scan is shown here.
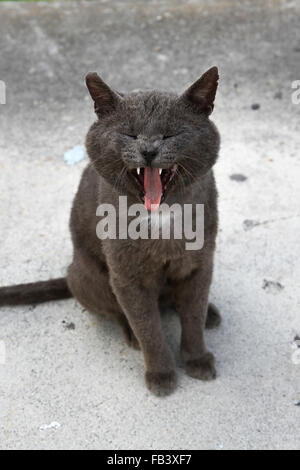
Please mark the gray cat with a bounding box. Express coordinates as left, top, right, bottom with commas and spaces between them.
0, 67, 221, 396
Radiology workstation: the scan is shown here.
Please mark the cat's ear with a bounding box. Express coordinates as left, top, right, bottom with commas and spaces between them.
85, 72, 120, 117
182, 66, 219, 115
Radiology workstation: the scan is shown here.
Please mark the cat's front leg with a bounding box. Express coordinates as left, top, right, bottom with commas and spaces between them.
111, 277, 176, 396
175, 266, 217, 381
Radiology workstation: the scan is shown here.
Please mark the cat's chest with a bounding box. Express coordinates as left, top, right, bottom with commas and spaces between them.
136, 208, 204, 260
135, 232, 202, 282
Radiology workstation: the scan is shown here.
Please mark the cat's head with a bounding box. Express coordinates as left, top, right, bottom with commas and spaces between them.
85, 67, 220, 210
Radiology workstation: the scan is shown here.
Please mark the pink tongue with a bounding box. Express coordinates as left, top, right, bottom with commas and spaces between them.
144, 167, 162, 211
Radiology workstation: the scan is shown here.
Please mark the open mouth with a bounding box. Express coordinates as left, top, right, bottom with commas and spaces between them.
131, 165, 177, 211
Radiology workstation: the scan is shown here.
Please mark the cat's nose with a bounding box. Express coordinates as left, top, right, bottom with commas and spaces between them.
140, 148, 158, 163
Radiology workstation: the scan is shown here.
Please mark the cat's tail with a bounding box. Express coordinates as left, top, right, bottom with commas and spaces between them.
0, 278, 72, 306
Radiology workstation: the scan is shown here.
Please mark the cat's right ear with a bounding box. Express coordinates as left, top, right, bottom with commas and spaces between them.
85, 72, 120, 117
181, 66, 219, 115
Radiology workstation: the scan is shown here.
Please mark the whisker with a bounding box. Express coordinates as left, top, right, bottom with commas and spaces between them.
84, 156, 127, 194
177, 162, 198, 186
113, 165, 127, 192
174, 167, 186, 197
181, 154, 207, 171
180, 154, 199, 163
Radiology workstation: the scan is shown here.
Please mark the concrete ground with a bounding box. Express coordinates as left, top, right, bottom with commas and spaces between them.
0, 0, 299, 450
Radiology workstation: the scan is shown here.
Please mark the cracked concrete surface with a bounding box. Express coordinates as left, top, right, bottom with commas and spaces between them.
0, 0, 299, 450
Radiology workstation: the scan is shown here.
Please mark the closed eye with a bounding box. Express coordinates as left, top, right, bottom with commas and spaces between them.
163, 133, 181, 140
124, 134, 137, 140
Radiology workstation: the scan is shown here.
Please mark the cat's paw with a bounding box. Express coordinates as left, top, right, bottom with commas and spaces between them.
145, 370, 177, 397
205, 303, 222, 329
185, 351, 217, 381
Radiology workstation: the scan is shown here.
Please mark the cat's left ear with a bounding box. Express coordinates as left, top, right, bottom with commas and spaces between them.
85, 72, 121, 117
181, 66, 219, 115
